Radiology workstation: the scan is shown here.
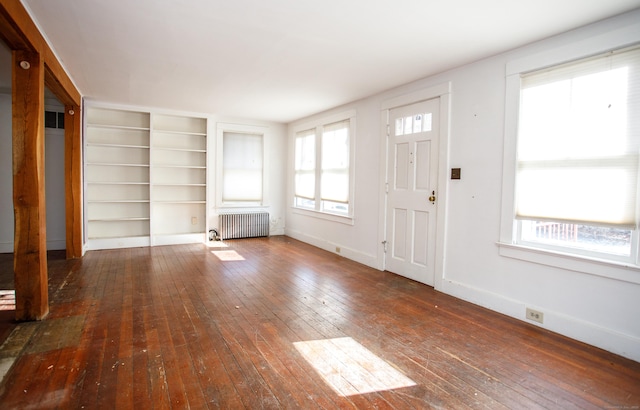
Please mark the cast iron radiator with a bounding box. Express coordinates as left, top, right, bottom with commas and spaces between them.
218, 212, 270, 240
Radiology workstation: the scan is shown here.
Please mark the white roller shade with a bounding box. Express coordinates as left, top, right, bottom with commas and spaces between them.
321, 120, 350, 203
516, 46, 640, 228
223, 132, 263, 202
294, 129, 316, 200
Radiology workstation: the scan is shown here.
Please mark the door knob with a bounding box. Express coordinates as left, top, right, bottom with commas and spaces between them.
429, 190, 436, 204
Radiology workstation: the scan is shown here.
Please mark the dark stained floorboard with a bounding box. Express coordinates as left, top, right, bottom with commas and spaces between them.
0, 236, 638, 409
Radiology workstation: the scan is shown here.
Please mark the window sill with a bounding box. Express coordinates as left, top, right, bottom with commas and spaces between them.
216, 204, 269, 213
497, 242, 640, 285
292, 207, 354, 226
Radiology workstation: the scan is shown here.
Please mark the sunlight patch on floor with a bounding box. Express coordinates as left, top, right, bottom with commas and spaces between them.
293, 337, 416, 396
211, 250, 245, 261
0, 291, 15, 311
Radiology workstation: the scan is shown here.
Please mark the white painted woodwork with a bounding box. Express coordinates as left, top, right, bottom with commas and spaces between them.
84, 106, 207, 249
385, 98, 440, 286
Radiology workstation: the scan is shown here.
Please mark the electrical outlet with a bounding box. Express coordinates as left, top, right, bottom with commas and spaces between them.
526, 308, 544, 324
191, 217, 198, 225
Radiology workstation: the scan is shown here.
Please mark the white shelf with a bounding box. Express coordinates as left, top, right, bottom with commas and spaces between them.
151, 164, 206, 169
152, 114, 206, 134
88, 217, 150, 222
87, 181, 149, 185
87, 143, 150, 149
85, 107, 150, 129
87, 124, 150, 132
154, 200, 206, 204
86, 162, 150, 167
153, 147, 206, 153
84, 106, 208, 249
154, 129, 206, 137
87, 200, 150, 203
153, 183, 205, 187
86, 126, 149, 146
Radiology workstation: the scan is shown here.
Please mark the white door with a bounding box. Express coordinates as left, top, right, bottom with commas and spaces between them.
385, 98, 439, 285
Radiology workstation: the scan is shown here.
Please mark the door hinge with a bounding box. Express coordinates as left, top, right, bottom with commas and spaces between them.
386, 123, 390, 136
382, 240, 387, 253
385, 182, 389, 194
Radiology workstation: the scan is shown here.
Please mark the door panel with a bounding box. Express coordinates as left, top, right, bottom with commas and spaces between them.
415, 141, 431, 190
395, 143, 410, 189
393, 208, 408, 259
413, 210, 429, 266
385, 98, 439, 285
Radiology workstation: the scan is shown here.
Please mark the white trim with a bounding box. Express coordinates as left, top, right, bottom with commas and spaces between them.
440, 277, 640, 362
85, 236, 151, 251
381, 83, 451, 110
0, 242, 12, 253
285, 227, 377, 269
291, 207, 354, 226
497, 242, 640, 285
379, 82, 452, 290
153, 233, 206, 246
292, 110, 357, 134
499, 73, 521, 244
376, 109, 389, 271
506, 17, 640, 76
215, 122, 269, 208
46, 239, 66, 251
499, 26, 640, 274
290, 109, 357, 219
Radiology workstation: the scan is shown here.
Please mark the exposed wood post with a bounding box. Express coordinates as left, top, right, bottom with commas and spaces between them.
12, 49, 49, 321
65, 104, 82, 258
2, 0, 83, 263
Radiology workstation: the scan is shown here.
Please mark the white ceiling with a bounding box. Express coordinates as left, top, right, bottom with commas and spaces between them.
14, 0, 640, 123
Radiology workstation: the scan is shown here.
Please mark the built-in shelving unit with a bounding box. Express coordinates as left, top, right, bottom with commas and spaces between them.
84, 106, 207, 250
151, 114, 207, 245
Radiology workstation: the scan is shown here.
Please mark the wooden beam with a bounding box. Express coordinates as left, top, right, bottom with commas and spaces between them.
12, 49, 48, 321
44, 63, 80, 107
1, 0, 83, 266
0, 1, 34, 50
0, 0, 81, 106
65, 104, 82, 259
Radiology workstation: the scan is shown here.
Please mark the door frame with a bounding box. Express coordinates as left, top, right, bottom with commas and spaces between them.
377, 82, 451, 291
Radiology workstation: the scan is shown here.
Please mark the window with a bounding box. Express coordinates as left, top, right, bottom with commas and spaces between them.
222, 132, 263, 202
510, 45, 640, 264
216, 123, 268, 207
293, 112, 355, 218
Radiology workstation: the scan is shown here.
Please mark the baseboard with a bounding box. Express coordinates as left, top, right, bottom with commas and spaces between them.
0, 242, 12, 253
269, 228, 285, 236
285, 228, 379, 270
439, 278, 640, 363
1, 240, 66, 252
47, 239, 66, 251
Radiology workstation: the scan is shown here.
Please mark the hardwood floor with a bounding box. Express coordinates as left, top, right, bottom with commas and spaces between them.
0, 236, 638, 409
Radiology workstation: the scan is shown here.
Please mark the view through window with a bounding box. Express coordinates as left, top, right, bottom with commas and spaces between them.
515, 45, 640, 262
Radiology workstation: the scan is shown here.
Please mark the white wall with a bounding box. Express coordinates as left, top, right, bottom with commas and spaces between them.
45, 98, 66, 250
0, 93, 12, 253
286, 9, 640, 362
0, 93, 67, 252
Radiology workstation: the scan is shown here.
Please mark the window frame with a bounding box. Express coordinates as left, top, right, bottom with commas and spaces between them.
292, 110, 356, 224
499, 42, 640, 285
216, 123, 269, 209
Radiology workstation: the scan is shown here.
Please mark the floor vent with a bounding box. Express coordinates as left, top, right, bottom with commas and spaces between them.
219, 212, 269, 240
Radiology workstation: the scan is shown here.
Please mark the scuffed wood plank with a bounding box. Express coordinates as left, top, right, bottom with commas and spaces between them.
1, 238, 639, 408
